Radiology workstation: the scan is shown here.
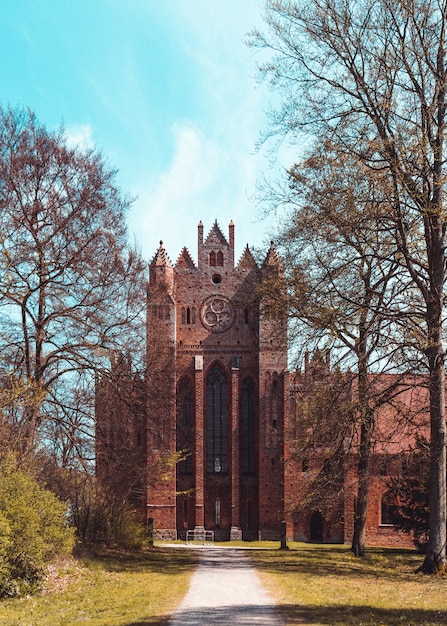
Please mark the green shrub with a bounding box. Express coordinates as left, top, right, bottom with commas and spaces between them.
40, 461, 149, 551
0, 456, 75, 597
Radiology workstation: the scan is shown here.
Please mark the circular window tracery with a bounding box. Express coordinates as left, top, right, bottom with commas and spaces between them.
200, 295, 234, 332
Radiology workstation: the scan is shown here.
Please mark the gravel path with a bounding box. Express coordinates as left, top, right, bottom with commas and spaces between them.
168, 547, 284, 626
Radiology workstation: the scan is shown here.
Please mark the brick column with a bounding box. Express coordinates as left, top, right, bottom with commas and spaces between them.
194, 356, 205, 528
230, 357, 242, 539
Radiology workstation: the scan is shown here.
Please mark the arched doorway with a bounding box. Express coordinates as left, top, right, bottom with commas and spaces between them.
310, 511, 323, 542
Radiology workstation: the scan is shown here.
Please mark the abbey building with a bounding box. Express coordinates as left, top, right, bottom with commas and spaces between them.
95, 220, 428, 546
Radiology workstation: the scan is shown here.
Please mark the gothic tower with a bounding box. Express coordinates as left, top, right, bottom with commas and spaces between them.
144, 220, 287, 540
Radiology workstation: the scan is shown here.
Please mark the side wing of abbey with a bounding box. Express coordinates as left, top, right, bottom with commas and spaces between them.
95, 220, 429, 546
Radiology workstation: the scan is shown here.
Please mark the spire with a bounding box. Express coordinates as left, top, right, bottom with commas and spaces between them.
150, 240, 173, 268
236, 244, 258, 271
229, 220, 235, 268
149, 240, 174, 290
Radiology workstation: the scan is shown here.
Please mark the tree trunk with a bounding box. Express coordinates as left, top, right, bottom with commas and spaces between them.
419, 307, 446, 573
351, 409, 373, 557
351, 333, 372, 557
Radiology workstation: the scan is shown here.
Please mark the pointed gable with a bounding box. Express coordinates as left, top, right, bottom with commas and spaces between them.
262, 241, 284, 272
204, 220, 228, 247
150, 240, 173, 268
236, 244, 258, 271
176, 247, 196, 269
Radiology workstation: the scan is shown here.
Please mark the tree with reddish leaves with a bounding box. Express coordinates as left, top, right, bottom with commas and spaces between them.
0, 107, 146, 458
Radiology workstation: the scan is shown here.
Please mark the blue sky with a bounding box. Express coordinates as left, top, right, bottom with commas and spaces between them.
0, 0, 291, 263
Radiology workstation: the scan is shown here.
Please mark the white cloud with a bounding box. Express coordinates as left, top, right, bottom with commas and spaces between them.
64, 123, 95, 150
128, 115, 278, 264
129, 122, 223, 259
125, 1, 287, 262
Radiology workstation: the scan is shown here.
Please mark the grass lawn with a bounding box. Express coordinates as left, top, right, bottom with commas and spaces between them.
249, 542, 447, 625
0, 547, 197, 626
2, 542, 447, 625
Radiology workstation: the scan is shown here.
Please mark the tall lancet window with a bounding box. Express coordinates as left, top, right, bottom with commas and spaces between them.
241, 378, 256, 475
206, 365, 228, 473
177, 377, 193, 474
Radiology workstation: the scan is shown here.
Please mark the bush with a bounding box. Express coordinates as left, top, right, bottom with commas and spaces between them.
0, 456, 75, 597
41, 463, 148, 550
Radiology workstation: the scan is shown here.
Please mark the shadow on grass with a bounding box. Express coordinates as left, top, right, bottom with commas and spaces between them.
81, 546, 200, 576
108, 604, 447, 626
249, 545, 425, 582
125, 604, 283, 625
123, 621, 169, 626
278, 603, 447, 625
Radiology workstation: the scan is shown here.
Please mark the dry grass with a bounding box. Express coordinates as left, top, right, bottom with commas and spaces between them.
2, 542, 447, 625
250, 542, 447, 625
0, 547, 197, 626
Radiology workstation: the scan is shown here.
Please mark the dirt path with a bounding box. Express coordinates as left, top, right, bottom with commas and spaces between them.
168, 547, 284, 626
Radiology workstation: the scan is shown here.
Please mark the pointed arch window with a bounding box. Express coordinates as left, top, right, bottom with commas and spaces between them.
177, 377, 193, 474
209, 251, 216, 266
216, 250, 224, 266
206, 365, 228, 473
241, 378, 256, 475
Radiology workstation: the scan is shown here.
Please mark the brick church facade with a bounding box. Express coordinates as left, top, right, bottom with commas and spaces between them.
95, 220, 429, 546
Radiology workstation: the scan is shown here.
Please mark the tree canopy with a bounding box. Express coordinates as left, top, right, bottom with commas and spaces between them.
252, 0, 447, 572
0, 107, 146, 456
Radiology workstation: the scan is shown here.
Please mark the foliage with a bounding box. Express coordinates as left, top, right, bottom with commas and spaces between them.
0, 547, 196, 625
260, 135, 409, 556
0, 106, 146, 456
252, 0, 447, 573
290, 358, 353, 518
40, 462, 147, 550
0, 455, 75, 598
387, 437, 430, 551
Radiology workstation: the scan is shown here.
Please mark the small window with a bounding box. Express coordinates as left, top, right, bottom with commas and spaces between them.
216, 251, 224, 266
186, 307, 191, 324
209, 251, 216, 266
212, 274, 222, 284
244, 308, 249, 324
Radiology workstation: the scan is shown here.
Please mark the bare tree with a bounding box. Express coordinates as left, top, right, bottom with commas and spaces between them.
0, 107, 146, 456
252, 0, 447, 574
270, 139, 413, 555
